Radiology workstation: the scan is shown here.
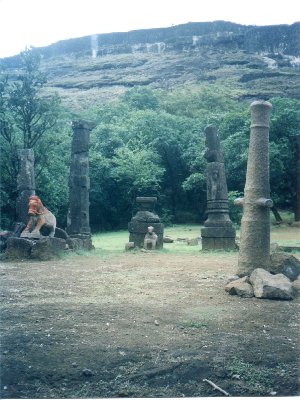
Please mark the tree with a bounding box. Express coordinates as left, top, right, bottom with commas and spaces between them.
6, 48, 61, 148
0, 48, 67, 227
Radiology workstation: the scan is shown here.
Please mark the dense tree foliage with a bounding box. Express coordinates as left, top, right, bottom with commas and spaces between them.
1, 50, 300, 230
0, 49, 70, 227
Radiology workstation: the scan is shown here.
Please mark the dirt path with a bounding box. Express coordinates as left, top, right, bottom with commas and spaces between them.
0, 251, 299, 398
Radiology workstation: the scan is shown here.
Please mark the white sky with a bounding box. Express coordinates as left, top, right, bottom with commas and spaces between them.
0, 0, 298, 58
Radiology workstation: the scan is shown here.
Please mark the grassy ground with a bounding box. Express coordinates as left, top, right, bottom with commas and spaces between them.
92, 221, 300, 253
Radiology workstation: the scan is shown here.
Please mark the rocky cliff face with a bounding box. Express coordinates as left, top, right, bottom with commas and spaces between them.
1, 21, 299, 111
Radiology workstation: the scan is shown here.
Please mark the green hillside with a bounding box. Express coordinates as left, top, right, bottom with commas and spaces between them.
1, 21, 300, 112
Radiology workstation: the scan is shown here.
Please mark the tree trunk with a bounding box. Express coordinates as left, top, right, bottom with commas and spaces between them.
271, 206, 283, 224
295, 135, 300, 222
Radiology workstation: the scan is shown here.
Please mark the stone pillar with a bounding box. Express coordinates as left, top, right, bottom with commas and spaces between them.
128, 197, 164, 249
235, 101, 273, 276
67, 120, 92, 236
201, 125, 236, 250
16, 149, 35, 224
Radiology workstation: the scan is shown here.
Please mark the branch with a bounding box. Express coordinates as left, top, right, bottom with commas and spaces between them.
203, 379, 231, 396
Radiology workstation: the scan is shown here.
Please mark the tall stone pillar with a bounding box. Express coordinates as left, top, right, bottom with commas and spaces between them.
235, 101, 273, 276
67, 120, 92, 236
201, 125, 236, 250
16, 149, 35, 224
128, 197, 164, 249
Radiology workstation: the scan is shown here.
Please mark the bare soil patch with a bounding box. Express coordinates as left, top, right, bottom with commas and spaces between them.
0, 247, 299, 398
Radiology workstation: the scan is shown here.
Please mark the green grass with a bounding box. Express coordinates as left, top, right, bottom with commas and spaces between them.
88, 222, 299, 255
226, 358, 277, 395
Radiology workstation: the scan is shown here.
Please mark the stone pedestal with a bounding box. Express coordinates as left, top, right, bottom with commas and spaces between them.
67, 120, 93, 237
236, 101, 273, 276
201, 126, 236, 250
5, 237, 66, 261
16, 149, 35, 224
128, 197, 164, 249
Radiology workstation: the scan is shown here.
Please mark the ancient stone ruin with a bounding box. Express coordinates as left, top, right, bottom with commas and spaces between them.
16, 149, 36, 225
66, 120, 94, 250
201, 125, 236, 250
128, 197, 164, 249
235, 101, 273, 276
225, 100, 300, 301
1, 120, 95, 259
4, 195, 66, 261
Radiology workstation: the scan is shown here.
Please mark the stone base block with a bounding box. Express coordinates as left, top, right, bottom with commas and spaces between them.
201, 226, 236, 250
202, 236, 237, 251
5, 237, 67, 260
5, 237, 33, 259
67, 234, 94, 251
129, 222, 164, 249
201, 226, 236, 238
31, 238, 67, 260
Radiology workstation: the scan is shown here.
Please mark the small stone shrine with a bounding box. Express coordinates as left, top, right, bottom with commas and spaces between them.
66, 120, 94, 250
128, 197, 164, 249
235, 101, 273, 276
16, 149, 36, 225
201, 125, 236, 250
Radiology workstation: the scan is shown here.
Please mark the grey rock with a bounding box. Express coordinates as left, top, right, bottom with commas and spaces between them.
269, 252, 300, 281
292, 276, 300, 292
82, 368, 94, 377
31, 237, 66, 260
226, 275, 240, 284
187, 238, 199, 246
250, 268, 294, 300
125, 242, 135, 251
5, 237, 33, 259
225, 276, 254, 298
163, 236, 174, 243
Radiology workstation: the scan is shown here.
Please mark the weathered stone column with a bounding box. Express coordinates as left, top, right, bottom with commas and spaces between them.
236, 101, 273, 276
16, 149, 35, 224
128, 197, 164, 249
201, 125, 236, 250
67, 120, 92, 236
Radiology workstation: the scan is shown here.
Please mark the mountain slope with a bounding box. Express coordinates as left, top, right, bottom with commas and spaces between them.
1, 21, 299, 112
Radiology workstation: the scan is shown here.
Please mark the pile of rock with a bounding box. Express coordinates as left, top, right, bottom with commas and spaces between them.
225, 252, 300, 300
2, 228, 94, 261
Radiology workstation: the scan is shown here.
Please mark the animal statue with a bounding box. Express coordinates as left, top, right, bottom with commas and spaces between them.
21, 195, 56, 238
143, 226, 158, 250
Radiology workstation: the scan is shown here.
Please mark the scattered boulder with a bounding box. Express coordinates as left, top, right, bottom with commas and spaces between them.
163, 236, 174, 243
292, 276, 300, 292
225, 276, 254, 298
187, 238, 199, 246
125, 242, 135, 251
67, 234, 94, 251
226, 275, 240, 284
291, 221, 300, 228
0, 231, 12, 253
269, 252, 300, 281
82, 368, 94, 377
250, 268, 294, 300
31, 237, 67, 261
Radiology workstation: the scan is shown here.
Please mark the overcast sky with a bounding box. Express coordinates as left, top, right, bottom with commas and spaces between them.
0, 0, 298, 58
